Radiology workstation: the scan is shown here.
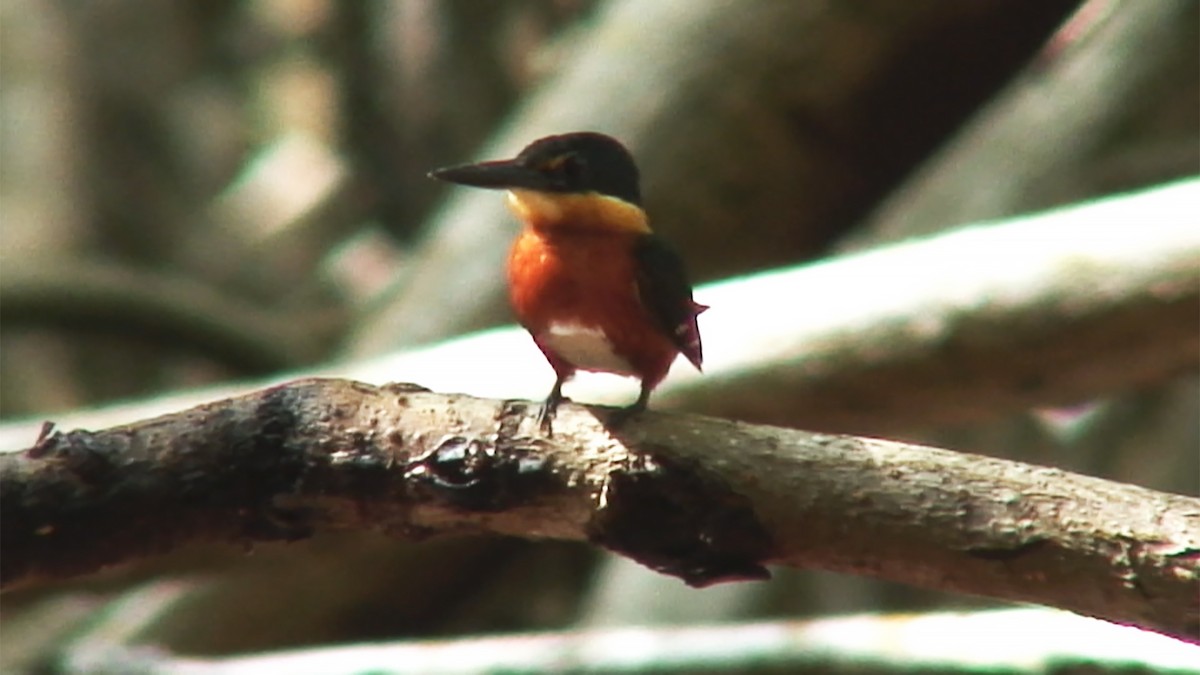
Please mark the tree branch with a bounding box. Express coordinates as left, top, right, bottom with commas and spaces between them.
0, 259, 334, 373
3, 379, 1196, 641
56, 609, 1200, 674
848, 0, 1198, 244
1, 179, 1195, 449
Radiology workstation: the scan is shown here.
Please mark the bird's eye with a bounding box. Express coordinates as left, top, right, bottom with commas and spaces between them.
558, 154, 583, 178
544, 153, 583, 181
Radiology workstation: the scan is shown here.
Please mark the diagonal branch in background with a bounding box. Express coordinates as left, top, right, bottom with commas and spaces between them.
848, 0, 1198, 245
1, 179, 1195, 451
2, 379, 1197, 641
347, 0, 1082, 354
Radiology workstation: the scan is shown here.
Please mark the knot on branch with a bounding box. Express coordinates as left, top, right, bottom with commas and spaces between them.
588, 449, 774, 587
405, 434, 554, 512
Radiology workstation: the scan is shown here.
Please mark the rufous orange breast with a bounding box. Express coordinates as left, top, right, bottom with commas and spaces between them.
507, 227, 679, 388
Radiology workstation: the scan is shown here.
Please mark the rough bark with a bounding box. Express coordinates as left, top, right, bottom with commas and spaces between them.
3, 379, 1196, 641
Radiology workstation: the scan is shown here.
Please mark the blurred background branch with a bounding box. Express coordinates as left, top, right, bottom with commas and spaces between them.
52, 608, 1200, 675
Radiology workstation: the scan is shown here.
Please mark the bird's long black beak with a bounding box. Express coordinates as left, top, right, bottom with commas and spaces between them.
428, 159, 551, 191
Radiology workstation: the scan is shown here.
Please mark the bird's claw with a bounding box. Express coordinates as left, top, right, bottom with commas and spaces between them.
537, 395, 568, 436
537, 402, 557, 435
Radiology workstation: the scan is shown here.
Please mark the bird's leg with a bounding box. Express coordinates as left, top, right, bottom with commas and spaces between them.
537, 376, 567, 435
607, 381, 652, 428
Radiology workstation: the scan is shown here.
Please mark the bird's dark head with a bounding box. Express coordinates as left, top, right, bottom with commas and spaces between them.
429, 132, 642, 206
430, 132, 648, 233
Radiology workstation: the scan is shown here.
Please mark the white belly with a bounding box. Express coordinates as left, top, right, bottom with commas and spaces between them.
541, 321, 636, 376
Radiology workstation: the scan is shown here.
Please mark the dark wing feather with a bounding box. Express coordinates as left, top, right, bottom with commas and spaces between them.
632, 234, 706, 370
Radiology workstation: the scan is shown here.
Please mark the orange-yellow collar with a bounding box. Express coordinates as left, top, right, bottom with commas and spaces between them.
506, 189, 650, 234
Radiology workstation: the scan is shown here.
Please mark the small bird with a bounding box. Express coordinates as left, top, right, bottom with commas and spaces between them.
430, 132, 706, 433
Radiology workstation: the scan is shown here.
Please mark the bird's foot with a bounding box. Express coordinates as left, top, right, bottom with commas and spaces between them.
537, 396, 569, 436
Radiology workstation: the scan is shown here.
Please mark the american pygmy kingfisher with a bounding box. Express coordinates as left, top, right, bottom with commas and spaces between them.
430, 132, 707, 433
